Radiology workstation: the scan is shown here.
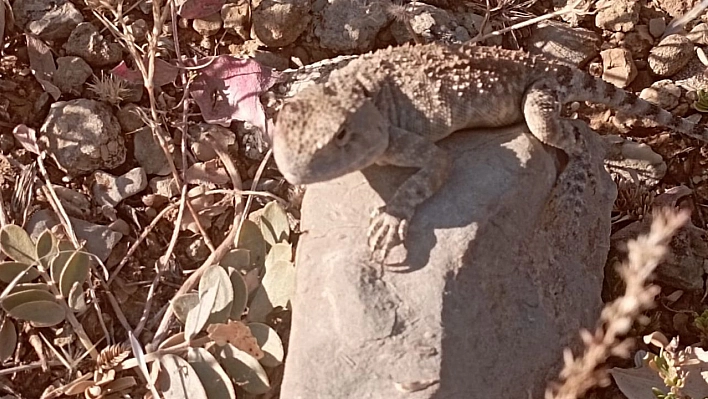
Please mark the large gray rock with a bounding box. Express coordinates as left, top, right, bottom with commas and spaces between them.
281, 122, 616, 398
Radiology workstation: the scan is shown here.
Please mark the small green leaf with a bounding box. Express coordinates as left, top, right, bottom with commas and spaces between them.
265, 243, 292, 266
228, 268, 248, 320
185, 285, 218, 340
213, 343, 270, 394
7, 283, 52, 294
158, 354, 208, 399
199, 265, 233, 325
58, 251, 90, 298
187, 348, 236, 399
0, 225, 37, 265
172, 293, 200, 324
50, 251, 73, 286
259, 202, 290, 246
248, 322, 284, 368
235, 220, 266, 270
0, 261, 39, 283
35, 230, 58, 269
247, 286, 271, 323
0, 316, 17, 362
220, 249, 250, 270
1, 289, 56, 312
67, 282, 87, 312
8, 300, 65, 327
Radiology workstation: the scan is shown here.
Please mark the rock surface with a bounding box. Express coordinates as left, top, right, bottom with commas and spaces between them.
281, 123, 615, 398
40, 99, 126, 175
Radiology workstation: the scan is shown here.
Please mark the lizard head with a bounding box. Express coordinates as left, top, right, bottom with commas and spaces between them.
273, 83, 390, 185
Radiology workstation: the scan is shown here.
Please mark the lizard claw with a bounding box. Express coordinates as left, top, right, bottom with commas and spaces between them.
367, 207, 408, 262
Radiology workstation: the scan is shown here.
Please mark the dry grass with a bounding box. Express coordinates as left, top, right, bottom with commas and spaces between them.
546, 208, 690, 399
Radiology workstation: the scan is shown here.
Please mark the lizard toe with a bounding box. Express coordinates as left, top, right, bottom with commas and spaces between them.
368, 209, 406, 262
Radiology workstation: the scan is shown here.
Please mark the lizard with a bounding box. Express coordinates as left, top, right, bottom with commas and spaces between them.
272, 42, 708, 261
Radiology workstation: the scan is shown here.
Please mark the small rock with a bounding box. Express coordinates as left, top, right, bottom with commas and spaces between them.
186, 237, 209, 261
315, 0, 390, 52
52, 56, 92, 95
0, 133, 14, 153
121, 80, 144, 103
600, 47, 637, 88
528, 22, 600, 66
639, 79, 682, 110
25, 1, 84, 41
453, 26, 471, 42
603, 135, 667, 186
150, 176, 180, 198
621, 25, 654, 58
133, 127, 171, 175
92, 167, 148, 207
648, 18, 666, 38
671, 56, 708, 91
252, 50, 290, 70
648, 34, 694, 77
52, 185, 91, 218
27, 209, 123, 262
191, 142, 218, 162
108, 219, 131, 236
221, 0, 251, 40
116, 104, 145, 133
40, 99, 126, 175
595, 0, 639, 32
686, 23, 708, 45
390, 3, 459, 44
610, 192, 708, 292
128, 19, 149, 42
252, 0, 311, 47
457, 13, 492, 40
65, 22, 123, 67
193, 13, 223, 37
654, 0, 701, 18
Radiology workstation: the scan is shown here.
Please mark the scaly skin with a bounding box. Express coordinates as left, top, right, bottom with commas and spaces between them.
273, 42, 708, 261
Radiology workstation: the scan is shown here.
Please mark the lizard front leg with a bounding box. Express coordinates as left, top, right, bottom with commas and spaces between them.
368, 126, 452, 262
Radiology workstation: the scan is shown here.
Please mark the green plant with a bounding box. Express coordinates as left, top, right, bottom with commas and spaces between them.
0, 225, 98, 364
692, 89, 708, 113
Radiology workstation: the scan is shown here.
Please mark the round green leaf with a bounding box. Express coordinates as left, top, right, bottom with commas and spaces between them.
0, 262, 39, 283
7, 283, 52, 294
247, 286, 270, 323
0, 225, 36, 264
50, 251, 73, 286
1, 289, 56, 312
8, 300, 65, 327
172, 293, 200, 324
58, 241, 75, 251
265, 243, 292, 266
235, 220, 266, 270
259, 202, 290, 246
228, 268, 248, 320
0, 317, 17, 362
220, 249, 250, 270
263, 260, 295, 309
158, 332, 186, 350
58, 251, 90, 298
248, 323, 284, 367
198, 265, 233, 325
35, 230, 58, 268
187, 348, 236, 399
185, 285, 218, 340
213, 343, 270, 394
158, 354, 208, 399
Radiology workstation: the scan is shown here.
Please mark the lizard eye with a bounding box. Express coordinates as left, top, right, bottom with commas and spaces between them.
334, 128, 351, 147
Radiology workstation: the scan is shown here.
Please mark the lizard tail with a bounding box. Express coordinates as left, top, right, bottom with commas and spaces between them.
567, 71, 708, 143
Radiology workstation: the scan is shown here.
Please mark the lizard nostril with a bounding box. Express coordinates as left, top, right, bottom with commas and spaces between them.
334, 128, 350, 146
